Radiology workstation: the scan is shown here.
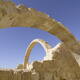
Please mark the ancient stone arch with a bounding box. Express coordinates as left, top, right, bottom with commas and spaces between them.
0, 1, 80, 55
0, 1, 80, 80
24, 39, 52, 69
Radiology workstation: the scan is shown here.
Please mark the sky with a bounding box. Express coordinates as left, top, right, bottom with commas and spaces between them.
0, 0, 80, 68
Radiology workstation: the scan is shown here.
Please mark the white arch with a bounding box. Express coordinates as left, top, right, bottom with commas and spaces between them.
24, 39, 52, 69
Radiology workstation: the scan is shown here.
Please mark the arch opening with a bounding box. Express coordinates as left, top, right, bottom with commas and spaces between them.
0, 2, 77, 43
23, 39, 52, 69
0, 1, 80, 61
28, 44, 46, 63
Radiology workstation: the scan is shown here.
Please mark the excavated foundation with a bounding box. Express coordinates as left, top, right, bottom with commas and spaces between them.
0, 1, 80, 80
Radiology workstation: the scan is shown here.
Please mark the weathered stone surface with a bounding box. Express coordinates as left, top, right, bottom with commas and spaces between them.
0, 1, 80, 80
0, 1, 80, 54
25, 39, 80, 80
0, 39, 80, 80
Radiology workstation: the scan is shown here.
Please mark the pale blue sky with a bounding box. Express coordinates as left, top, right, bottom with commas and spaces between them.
0, 0, 80, 68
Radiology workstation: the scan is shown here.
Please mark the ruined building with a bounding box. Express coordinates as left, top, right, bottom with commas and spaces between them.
0, 1, 80, 80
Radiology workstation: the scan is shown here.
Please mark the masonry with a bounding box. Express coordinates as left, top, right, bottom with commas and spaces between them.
0, 1, 80, 80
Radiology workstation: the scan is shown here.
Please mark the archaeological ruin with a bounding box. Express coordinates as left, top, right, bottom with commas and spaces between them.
0, 1, 80, 80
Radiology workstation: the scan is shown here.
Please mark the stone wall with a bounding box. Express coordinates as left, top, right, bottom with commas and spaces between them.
0, 39, 80, 80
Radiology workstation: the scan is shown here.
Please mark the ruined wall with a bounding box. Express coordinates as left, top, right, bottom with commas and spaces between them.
0, 39, 80, 80
0, 1, 80, 80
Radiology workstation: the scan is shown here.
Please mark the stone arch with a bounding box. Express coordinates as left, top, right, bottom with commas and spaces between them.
24, 39, 52, 69
0, 1, 80, 54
